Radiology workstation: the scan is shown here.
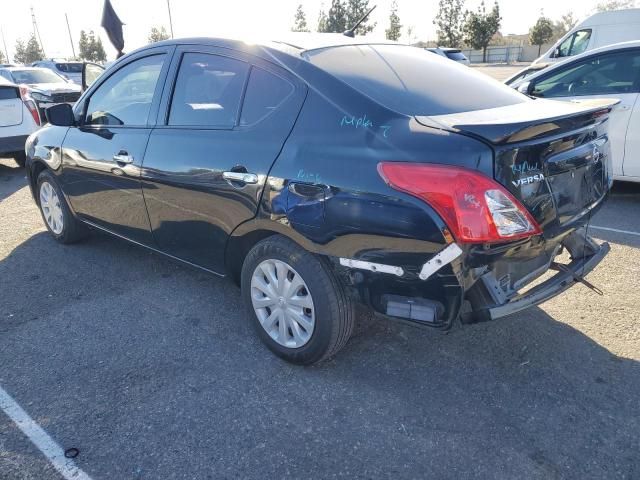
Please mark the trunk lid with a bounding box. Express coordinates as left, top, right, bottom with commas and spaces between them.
416, 98, 617, 236
0, 85, 23, 127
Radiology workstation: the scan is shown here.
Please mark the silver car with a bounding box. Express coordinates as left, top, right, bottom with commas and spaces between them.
0, 67, 81, 119
31, 60, 83, 85
426, 47, 471, 66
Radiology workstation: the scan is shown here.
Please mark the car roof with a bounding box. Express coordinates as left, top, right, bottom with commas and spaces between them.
128, 33, 402, 60
522, 40, 640, 83
578, 8, 640, 27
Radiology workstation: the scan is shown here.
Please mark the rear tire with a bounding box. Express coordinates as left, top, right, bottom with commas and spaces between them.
36, 170, 88, 244
13, 152, 26, 168
241, 235, 355, 365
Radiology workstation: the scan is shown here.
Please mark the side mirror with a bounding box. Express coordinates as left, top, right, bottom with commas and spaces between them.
45, 103, 75, 127
517, 81, 531, 95
82, 62, 104, 92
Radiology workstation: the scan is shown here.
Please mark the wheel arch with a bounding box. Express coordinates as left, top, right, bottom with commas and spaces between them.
27, 159, 48, 204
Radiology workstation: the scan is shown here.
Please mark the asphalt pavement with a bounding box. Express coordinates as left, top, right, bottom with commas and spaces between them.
1, 142, 639, 480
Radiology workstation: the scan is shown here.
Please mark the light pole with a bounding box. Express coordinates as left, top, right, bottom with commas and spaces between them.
166, 0, 174, 38
65, 14, 77, 59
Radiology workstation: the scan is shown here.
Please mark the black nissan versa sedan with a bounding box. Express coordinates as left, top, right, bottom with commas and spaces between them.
25, 33, 614, 364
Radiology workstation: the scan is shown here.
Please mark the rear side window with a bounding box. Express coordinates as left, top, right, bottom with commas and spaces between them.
305, 44, 526, 116
532, 50, 640, 98
169, 53, 249, 128
0, 86, 18, 100
240, 67, 293, 126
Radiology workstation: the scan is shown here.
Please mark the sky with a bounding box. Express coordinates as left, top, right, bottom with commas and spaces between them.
0, 0, 613, 61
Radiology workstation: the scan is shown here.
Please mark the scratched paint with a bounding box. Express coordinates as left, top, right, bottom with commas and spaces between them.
297, 169, 322, 183
511, 161, 541, 175
340, 114, 391, 138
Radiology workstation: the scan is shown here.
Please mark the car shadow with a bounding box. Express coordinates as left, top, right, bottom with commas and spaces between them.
0, 159, 27, 203
0, 230, 638, 478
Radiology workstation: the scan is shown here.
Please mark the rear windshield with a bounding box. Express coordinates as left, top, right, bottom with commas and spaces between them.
56, 63, 83, 73
445, 50, 467, 61
0, 85, 18, 100
304, 44, 527, 116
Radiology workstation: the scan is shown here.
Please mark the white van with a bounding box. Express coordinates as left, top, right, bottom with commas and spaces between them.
533, 8, 640, 65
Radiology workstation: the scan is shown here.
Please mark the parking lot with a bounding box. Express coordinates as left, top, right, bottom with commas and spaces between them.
2, 147, 640, 479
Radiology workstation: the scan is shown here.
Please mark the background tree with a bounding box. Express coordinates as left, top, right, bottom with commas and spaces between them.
385, 0, 402, 40
463, 1, 501, 62
148, 26, 170, 43
317, 6, 329, 32
404, 25, 417, 44
345, 0, 376, 35
595, 0, 637, 11
552, 12, 577, 41
24, 34, 44, 64
13, 39, 27, 64
292, 4, 310, 32
89, 31, 107, 62
434, 0, 466, 47
79, 30, 106, 62
78, 31, 90, 60
529, 14, 554, 55
323, 0, 348, 33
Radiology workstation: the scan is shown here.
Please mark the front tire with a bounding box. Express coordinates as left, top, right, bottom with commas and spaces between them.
37, 170, 88, 244
241, 235, 355, 365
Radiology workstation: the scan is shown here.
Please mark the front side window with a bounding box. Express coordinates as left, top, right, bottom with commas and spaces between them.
532, 50, 640, 98
85, 54, 165, 126
168, 53, 249, 127
555, 29, 592, 58
240, 67, 293, 126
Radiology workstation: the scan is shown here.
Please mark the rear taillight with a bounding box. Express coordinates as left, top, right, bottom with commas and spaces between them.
18, 86, 41, 126
378, 162, 542, 244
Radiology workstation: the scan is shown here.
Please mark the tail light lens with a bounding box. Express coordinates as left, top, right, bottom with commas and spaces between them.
378, 162, 541, 244
19, 85, 41, 126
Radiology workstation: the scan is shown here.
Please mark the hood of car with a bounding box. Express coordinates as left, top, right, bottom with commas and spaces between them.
27, 82, 82, 96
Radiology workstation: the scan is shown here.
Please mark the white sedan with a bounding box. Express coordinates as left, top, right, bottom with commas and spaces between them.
509, 41, 640, 183
0, 76, 41, 167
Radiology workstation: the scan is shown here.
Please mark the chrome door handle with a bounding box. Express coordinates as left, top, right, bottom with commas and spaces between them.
113, 152, 134, 164
222, 171, 258, 184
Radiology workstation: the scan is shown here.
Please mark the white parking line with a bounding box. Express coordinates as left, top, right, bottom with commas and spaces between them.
590, 225, 640, 237
0, 386, 93, 480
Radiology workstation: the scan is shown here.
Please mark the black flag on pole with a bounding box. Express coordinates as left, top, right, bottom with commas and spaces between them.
101, 0, 125, 58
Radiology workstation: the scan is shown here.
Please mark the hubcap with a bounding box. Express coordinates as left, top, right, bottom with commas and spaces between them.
250, 259, 315, 348
39, 181, 64, 235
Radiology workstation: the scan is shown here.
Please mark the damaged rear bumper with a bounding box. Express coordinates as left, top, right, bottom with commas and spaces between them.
484, 240, 609, 320
472, 235, 609, 321
337, 229, 609, 329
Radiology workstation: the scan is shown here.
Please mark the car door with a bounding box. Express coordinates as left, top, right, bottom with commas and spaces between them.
623, 94, 640, 178
529, 48, 640, 178
141, 46, 306, 272
59, 47, 173, 244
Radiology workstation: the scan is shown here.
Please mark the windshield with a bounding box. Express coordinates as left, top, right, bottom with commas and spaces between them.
10, 69, 67, 84
304, 44, 526, 116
